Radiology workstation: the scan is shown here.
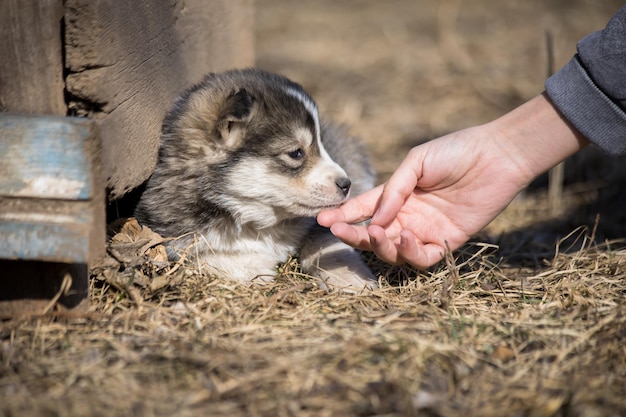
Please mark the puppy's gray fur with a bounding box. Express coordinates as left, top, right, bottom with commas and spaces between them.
135, 68, 377, 291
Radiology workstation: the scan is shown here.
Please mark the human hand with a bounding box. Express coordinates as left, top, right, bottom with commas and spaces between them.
318, 126, 528, 267
318, 94, 588, 268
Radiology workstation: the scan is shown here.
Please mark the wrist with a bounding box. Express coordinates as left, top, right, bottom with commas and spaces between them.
488, 92, 589, 187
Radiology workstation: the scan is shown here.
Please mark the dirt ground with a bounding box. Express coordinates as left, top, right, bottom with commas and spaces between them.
2, 1, 626, 416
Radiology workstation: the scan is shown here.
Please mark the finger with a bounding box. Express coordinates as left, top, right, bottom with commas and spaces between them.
316, 209, 344, 227
372, 150, 423, 226
367, 224, 404, 265
328, 223, 373, 251
318, 185, 384, 227
397, 230, 445, 268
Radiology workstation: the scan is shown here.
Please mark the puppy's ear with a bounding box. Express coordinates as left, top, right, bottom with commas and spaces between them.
217, 88, 256, 148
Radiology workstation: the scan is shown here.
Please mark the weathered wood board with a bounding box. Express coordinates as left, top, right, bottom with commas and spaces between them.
0, 114, 104, 265
0, 0, 66, 115
0, 200, 94, 264
0, 114, 104, 312
0, 116, 93, 201
65, 0, 255, 199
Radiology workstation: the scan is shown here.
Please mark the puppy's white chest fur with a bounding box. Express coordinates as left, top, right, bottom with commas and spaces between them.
180, 219, 312, 282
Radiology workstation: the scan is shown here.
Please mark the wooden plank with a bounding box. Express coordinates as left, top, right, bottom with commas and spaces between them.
0, 115, 94, 200
0, 114, 104, 314
0, 114, 104, 265
64, 0, 255, 199
0, 113, 105, 316
0, 199, 93, 263
0, 0, 65, 115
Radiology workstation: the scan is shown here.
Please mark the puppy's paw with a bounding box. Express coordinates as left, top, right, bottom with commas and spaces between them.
313, 263, 378, 293
301, 239, 378, 293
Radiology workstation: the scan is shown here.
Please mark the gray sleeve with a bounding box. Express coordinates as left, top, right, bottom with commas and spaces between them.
545, 6, 626, 156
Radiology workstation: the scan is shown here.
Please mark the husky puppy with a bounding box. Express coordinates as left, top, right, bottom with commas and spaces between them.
135, 68, 377, 291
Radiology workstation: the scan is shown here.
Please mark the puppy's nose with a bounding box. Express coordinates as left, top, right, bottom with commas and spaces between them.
335, 177, 351, 196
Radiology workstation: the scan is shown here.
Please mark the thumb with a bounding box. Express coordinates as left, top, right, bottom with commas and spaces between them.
372, 149, 423, 226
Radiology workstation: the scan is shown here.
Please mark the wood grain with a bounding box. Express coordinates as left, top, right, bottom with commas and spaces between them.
0, 114, 104, 265
0, 115, 94, 200
64, 0, 255, 199
0, 0, 65, 115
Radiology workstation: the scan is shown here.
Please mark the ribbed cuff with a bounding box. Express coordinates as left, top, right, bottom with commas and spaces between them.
545, 56, 626, 156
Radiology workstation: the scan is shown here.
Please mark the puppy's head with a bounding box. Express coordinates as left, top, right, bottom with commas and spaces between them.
161, 69, 351, 227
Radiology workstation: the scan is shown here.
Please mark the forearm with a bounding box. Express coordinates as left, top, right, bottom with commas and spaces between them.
487, 92, 589, 187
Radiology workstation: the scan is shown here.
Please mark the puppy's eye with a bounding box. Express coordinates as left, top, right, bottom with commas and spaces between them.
287, 148, 305, 160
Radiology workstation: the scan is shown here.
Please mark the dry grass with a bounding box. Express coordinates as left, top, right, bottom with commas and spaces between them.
2, 211, 626, 416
